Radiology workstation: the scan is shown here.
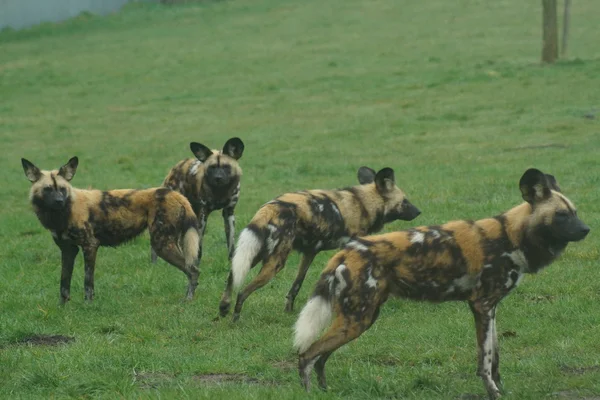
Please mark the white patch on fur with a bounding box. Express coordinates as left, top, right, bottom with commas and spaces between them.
410, 231, 425, 244
365, 269, 377, 288
331, 203, 341, 216
294, 297, 332, 354
504, 250, 528, 271
347, 240, 368, 252
337, 236, 351, 247
189, 160, 202, 176
50, 231, 58, 239
315, 240, 323, 251
430, 230, 441, 239
505, 270, 524, 289
334, 264, 348, 296
444, 274, 477, 296
232, 229, 263, 290
266, 224, 279, 255
317, 203, 324, 212
481, 309, 499, 392
227, 216, 235, 248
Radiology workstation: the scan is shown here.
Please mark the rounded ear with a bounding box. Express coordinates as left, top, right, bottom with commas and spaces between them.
22, 158, 41, 183
190, 142, 214, 162
58, 156, 79, 181
545, 173, 561, 192
519, 168, 551, 204
375, 167, 396, 193
357, 166, 376, 185
223, 137, 245, 160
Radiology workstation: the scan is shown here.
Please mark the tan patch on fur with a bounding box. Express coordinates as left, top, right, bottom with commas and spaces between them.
503, 203, 530, 246
475, 218, 503, 240
442, 221, 484, 274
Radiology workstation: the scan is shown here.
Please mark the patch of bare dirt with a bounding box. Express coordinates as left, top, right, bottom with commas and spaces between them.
193, 373, 258, 384
560, 365, 600, 375
551, 389, 600, 399
18, 230, 41, 237
456, 394, 486, 400
134, 372, 175, 389
511, 143, 567, 151
17, 334, 74, 346
528, 294, 556, 302
272, 360, 296, 372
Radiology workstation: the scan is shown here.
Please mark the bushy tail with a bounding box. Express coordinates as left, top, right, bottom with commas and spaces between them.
293, 294, 333, 354
293, 255, 346, 354
232, 228, 263, 290
183, 227, 200, 267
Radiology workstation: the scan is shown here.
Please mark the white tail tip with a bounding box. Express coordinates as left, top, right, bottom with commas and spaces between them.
231, 229, 262, 290
293, 296, 332, 354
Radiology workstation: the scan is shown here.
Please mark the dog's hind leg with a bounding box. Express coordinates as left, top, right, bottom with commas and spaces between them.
151, 230, 200, 300
299, 306, 380, 391
285, 251, 316, 313
232, 244, 292, 322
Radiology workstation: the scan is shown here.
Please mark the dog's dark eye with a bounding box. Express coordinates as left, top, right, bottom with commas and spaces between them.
555, 211, 569, 219
43, 186, 52, 192
60, 187, 67, 194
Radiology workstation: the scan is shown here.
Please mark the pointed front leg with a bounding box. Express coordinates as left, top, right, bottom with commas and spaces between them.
491, 312, 502, 389
222, 206, 236, 260
54, 239, 79, 304
195, 209, 208, 265
470, 301, 501, 400
82, 243, 99, 302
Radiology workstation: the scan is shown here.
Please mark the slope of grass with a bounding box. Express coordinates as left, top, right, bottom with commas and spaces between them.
0, 0, 599, 398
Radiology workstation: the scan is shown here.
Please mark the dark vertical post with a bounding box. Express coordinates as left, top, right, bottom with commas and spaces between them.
561, 0, 572, 58
542, 0, 558, 63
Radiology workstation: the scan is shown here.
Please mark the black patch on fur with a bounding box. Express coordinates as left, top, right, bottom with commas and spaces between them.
32, 195, 72, 233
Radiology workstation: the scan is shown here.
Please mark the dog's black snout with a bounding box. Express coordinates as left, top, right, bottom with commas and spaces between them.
405, 203, 421, 221
581, 224, 590, 237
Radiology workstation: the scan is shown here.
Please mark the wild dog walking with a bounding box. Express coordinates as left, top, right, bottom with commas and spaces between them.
151, 138, 244, 265
22, 157, 201, 303
219, 166, 421, 321
294, 168, 590, 399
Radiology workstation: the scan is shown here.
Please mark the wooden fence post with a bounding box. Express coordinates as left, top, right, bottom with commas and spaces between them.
561, 0, 572, 58
542, 0, 558, 63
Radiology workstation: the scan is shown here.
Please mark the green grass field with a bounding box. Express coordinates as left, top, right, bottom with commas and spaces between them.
1, 0, 599, 398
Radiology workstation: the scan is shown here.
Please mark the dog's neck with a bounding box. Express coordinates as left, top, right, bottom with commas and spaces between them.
357, 185, 387, 234
31, 197, 72, 233
500, 202, 563, 273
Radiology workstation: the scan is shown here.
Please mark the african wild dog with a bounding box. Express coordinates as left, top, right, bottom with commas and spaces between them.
151, 138, 244, 265
294, 168, 590, 399
219, 166, 421, 321
22, 157, 201, 303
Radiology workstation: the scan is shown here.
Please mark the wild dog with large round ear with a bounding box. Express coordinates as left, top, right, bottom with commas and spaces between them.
219, 166, 421, 321
295, 168, 589, 400
152, 137, 245, 267
22, 157, 201, 303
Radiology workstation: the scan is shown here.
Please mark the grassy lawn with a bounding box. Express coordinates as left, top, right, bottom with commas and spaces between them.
1, 0, 599, 398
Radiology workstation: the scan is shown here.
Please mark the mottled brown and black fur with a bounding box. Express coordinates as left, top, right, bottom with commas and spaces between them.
219, 166, 421, 321
151, 138, 244, 265
294, 168, 589, 399
22, 157, 201, 303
